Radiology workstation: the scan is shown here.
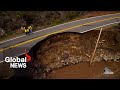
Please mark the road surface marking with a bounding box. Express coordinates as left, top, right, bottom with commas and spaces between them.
0, 60, 4, 63
80, 21, 120, 33
0, 16, 120, 53
0, 13, 120, 44
0, 52, 26, 63
0, 21, 120, 64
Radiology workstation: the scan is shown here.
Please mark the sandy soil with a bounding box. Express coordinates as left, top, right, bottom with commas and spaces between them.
1, 21, 120, 79
27, 24, 120, 79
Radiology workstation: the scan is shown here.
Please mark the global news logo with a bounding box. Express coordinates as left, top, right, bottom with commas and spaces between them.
4, 49, 31, 68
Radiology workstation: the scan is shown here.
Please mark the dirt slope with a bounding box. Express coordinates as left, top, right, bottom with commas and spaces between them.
27, 25, 120, 79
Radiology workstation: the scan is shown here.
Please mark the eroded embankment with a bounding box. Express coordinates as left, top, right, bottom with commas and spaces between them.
26, 28, 120, 79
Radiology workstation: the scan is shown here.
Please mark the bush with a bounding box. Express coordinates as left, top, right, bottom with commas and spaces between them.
0, 11, 90, 37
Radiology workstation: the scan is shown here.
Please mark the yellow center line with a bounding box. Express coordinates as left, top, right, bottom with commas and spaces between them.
0, 16, 120, 52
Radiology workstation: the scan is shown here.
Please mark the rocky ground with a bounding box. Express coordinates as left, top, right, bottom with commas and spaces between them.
25, 25, 120, 79
1, 24, 120, 79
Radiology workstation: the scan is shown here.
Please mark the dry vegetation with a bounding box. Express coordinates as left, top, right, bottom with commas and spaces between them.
0, 11, 120, 79
0, 11, 119, 41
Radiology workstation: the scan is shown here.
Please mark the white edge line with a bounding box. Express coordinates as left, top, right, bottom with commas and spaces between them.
0, 60, 4, 63
80, 21, 120, 33
0, 35, 26, 44
0, 21, 120, 64
0, 52, 26, 64
28, 13, 120, 33
0, 13, 120, 44
14, 52, 26, 57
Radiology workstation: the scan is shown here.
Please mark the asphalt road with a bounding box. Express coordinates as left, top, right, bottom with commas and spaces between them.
0, 13, 120, 62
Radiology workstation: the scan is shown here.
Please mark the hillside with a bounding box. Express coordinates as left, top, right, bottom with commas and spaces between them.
0, 11, 119, 41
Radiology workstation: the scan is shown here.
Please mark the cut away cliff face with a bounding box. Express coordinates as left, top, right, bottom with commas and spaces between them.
26, 28, 120, 79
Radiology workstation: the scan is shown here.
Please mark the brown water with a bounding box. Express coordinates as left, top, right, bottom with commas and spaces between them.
46, 61, 120, 79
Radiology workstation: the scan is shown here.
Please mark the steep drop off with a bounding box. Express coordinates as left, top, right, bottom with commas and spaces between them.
26, 27, 120, 79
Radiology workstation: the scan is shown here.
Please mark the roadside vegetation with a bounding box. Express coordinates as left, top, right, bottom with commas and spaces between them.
0, 11, 119, 41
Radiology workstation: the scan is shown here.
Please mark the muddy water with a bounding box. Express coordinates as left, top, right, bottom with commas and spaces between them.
28, 29, 120, 79
46, 61, 120, 79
